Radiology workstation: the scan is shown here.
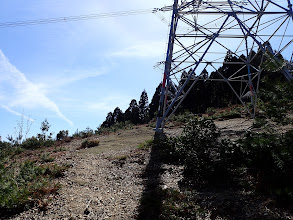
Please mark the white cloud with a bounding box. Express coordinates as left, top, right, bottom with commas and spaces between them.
37, 68, 108, 91
0, 105, 34, 122
0, 50, 73, 126
109, 41, 166, 58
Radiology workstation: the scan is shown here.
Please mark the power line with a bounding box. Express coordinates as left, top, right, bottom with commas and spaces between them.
0, 9, 157, 28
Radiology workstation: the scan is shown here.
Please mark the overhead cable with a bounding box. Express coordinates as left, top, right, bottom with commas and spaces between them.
0, 9, 156, 28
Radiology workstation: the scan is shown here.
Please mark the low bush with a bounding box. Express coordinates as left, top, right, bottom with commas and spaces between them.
239, 130, 293, 199
21, 137, 54, 150
0, 160, 67, 216
154, 117, 293, 201
40, 153, 55, 163
137, 139, 153, 150
79, 139, 100, 149
56, 130, 69, 141
96, 121, 134, 135
0, 142, 23, 163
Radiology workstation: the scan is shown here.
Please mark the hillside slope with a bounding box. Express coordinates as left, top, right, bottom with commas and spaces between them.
12, 126, 154, 219
10, 120, 293, 219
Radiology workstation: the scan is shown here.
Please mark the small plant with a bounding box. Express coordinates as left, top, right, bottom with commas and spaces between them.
252, 117, 267, 128
137, 139, 153, 150
0, 160, 66, 217
21, 136, 41, 149
73, 127, 95, 138
53, 146, 66, 152
96, 121, 134, 135
21, 136, 54, 150
40, 153, 55, 163
79, 139, 100, 149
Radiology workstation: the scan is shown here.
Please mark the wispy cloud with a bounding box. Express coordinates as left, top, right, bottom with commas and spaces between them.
48, 68, 108, 88
0, 50, 73, 126
0, 105, 34, 122
109, 41, 166, 58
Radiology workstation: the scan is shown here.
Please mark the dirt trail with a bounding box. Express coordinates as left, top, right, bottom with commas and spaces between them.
12, 126, 154, 220
10, 118, 292, 219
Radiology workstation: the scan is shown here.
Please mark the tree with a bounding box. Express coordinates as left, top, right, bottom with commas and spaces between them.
125, 99, 139, 124
149, 83, 162, 119
139, 90, 150, 124
101, 112, 114, 128
38, 119, 52, 141
113, 107, 124, 123
56, 130, 69, 141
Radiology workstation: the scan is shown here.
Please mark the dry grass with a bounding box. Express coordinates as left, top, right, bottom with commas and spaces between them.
83, 126, 154, 155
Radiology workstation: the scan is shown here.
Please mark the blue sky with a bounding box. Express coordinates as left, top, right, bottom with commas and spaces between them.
0, 0, 173, 141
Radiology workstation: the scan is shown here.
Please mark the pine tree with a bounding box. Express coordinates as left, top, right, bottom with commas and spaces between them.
125, 99, 139, 124
101, 112, 114, 128
113, 107, 124, 123
149, 83, 162, 119
138, 90, 150, 124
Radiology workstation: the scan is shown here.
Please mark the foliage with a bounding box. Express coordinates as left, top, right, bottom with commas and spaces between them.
73, 127, 94, 139
56, 130, 69, 141
97, 121, 134, 135
168, 110, 194, 124
125, 99, 140, 124
154, 117, 293, 201
37, 119, 53, 141
259, 76, 293, 124
0, 160, 66, 216
101, 112, 115, 128
207, 105, 243, 120
40, 153, 55, 163
21, 136, 54, 150
138, 90, 150, 124
80, 139, 100, 149
137, 139, 153, 150
238, 130, 293, 199
113, 107, 124, 124
160, 188, 206, 219
149, 83, 162, 120
100, 90, 151, 130
0, 142, 23, 163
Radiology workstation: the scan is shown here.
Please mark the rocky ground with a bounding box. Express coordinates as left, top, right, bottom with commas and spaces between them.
8, 119, 293, 219
10, 126, 154, 220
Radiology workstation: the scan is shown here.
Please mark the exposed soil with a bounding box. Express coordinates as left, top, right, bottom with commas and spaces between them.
8, 119, 293, 219
10, 126, 154, 219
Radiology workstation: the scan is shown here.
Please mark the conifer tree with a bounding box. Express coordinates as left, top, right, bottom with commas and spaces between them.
125, 99, 139, 124
138, 90, 150, 124
113, 107, 124, 123
101, 112, 114, 128
149, 83, 162, 119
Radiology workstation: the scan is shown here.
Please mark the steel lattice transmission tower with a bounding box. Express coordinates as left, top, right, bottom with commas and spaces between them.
155, 0, 293, 131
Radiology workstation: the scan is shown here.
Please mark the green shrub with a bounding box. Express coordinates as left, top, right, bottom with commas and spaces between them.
0, 142, 23, 162
0, 160, 66, 216
238, 130, 293, 199
137, 139, 153, 150
169, 110, 194, 124
56, 130, 69, 141
154, 115, 293, 202
177, 118, 241, 185
80, 139, 100, 149
259, 78, 293, 124
40, 153, 55, 163
96, 121, 134, 135
21, 137, 54, 150
21, 136, 41, 149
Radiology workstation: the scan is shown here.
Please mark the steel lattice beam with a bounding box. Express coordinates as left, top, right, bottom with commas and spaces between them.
155, 0, 293, 131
